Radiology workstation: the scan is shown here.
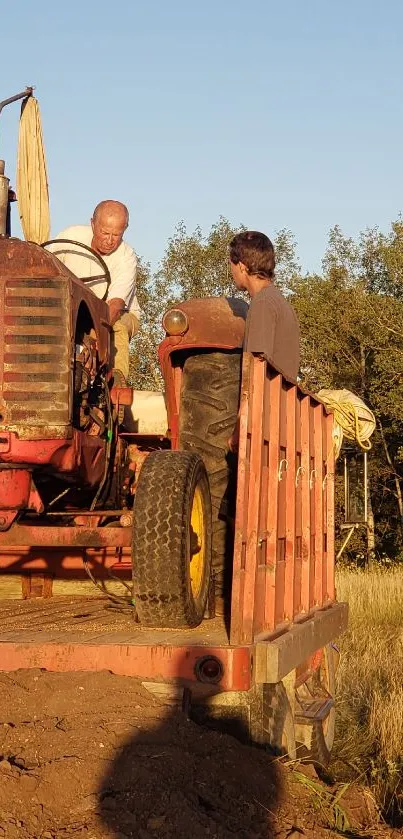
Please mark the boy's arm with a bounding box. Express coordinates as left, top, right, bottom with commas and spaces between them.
228, 413, 240, 453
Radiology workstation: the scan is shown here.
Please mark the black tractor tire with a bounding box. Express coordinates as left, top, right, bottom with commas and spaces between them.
250, 682, 296, 759
132, 450, 212, 628
179, 351, 242, 597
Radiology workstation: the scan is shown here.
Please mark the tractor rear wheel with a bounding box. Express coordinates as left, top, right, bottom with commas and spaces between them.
132, 450, 212, 628
179, 351, 242, 598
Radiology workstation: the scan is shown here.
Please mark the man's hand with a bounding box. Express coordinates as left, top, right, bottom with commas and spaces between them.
228, 416, 240, 454
108, 298, 125, 325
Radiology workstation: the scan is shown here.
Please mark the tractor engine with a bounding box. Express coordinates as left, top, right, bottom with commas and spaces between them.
0, 237, 114, 531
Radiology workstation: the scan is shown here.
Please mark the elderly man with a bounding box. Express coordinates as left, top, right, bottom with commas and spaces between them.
50, 200, 141, 385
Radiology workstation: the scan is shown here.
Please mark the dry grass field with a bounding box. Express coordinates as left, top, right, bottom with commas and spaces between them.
333, 566, 403, 825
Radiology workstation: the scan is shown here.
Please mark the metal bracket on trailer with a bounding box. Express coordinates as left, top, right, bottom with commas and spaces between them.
295, 697, 334, 724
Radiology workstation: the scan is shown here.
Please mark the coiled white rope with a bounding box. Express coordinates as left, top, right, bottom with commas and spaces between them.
318, 388, 376, 458
16, 96, 50, 243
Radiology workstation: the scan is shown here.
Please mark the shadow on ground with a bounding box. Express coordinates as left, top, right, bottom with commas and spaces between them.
98, 653, 284, 839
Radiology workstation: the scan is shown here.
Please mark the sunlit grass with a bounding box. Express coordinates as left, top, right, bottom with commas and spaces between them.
336, 566, 403, 626
333, 566, 403, 824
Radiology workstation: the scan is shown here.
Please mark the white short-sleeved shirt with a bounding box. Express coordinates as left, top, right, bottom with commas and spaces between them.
47, 225, 141, 320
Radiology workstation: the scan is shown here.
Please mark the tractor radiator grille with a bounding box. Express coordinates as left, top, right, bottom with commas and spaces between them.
1, 277, 70, 427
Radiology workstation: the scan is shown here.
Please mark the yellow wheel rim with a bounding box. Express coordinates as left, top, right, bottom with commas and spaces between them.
190, 484, 205, 599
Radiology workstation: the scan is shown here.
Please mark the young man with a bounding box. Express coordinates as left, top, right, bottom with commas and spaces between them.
48, 200, 141, 385
228, 230, 300, 452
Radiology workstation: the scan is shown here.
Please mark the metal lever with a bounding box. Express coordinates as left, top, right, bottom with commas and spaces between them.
0, 87, 34, 115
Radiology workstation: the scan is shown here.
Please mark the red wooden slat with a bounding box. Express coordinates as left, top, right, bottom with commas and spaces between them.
293, 395, 302, 616
254, 468, 268, 638
309, 403, 316, 609
274, 384, 288, 627
230, 355, 252, 645
321, 415, 328, 602
254, 374, 271, 637
284, 385, 297, 622
325, 410, 335, 600
263, 373, 281, 632
313, 403, 324, 606
240, 357, 265, 643
300, 395, 311, 613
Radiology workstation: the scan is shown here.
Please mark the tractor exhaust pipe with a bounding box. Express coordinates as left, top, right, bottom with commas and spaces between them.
0, 161, 9, 238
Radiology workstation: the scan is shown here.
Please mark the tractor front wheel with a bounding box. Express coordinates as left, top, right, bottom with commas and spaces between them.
132, 450, 212, 628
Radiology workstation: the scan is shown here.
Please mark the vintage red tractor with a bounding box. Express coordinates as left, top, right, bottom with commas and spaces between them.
0, 236, 244, 622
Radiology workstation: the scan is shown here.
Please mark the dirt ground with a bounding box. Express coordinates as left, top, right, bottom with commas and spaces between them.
0, 669, 399, 839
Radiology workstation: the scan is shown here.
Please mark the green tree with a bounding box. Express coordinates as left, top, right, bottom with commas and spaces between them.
129, 257, 165, 391
130, 217, 299, 390
293, 222, 403, 558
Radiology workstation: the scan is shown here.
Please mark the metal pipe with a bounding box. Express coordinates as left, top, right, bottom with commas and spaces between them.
343, 455, 348, 522
0, 87, 34, 236
364, 450, 368, 523
0, 524, 132, 548
0, 87, 33, 115
0, 161, 9, 237
6, 187, 16, 236
336, 524, 357, 561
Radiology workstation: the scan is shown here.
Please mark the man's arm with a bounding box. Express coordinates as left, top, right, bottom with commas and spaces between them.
106, 248, 141, 324
107, 298, 126, 325
126, 292, 142, 322
107, 249, 137, 303
228, 414, 240, 453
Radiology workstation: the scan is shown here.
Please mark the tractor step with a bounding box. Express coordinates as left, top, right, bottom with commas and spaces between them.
295, 697, 334, 723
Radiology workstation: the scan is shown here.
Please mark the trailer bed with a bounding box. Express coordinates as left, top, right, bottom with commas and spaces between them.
0, 596, 252, 690
0, 594, 347, 694
0, 595, 228, 642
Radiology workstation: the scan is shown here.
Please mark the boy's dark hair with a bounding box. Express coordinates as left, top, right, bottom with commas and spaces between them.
229, 231, 275, 280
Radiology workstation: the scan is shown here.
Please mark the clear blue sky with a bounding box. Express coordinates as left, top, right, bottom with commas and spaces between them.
1, 0, 402, 274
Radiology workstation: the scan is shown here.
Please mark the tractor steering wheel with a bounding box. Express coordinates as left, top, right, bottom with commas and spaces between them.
41, 239, 112, 302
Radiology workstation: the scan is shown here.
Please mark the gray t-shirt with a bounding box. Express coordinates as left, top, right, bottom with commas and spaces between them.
243, 284, 300, 380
